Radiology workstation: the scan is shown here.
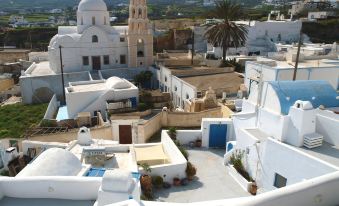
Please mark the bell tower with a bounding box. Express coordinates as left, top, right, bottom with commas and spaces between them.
127, 0, 153, 68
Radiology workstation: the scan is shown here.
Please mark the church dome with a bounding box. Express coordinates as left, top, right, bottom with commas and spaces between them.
78, 0, 107, 12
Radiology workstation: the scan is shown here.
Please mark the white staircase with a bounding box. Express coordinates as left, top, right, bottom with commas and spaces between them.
304, 133, 323, 149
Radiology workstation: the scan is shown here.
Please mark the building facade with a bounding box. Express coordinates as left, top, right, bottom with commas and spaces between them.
48, 0, 153, 73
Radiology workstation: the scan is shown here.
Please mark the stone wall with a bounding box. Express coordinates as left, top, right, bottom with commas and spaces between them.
0, 51, 29, 64
137, 107, 223, 142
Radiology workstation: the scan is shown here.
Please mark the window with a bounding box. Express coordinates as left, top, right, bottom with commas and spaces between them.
137, 51, 144, 57
104, 16, 107, 25
120, 55, 126, 64
104, 55, 109, 65
92, 16, 95, 25
120, 37, 125, 42
186, 94, 189, 99
92, 35, 98, 43
274, 173, 287, 188
83, 56, 89, 66
81, 16, 83, 25
164, 76, 167, 82
174, 86, 177, 91
138, 8, 142, 18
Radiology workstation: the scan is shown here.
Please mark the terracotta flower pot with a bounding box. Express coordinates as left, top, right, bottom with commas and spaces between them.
250, 183, 257, 195
173, 178, 181, 186
195, 140, 202, 147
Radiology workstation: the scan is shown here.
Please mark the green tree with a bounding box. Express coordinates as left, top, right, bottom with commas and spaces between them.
204, 0, 248, 64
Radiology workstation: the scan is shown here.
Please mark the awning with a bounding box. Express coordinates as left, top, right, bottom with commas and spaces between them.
134, 144, 168, 166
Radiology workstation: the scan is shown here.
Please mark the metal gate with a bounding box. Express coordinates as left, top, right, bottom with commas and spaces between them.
209, 124, 227, 148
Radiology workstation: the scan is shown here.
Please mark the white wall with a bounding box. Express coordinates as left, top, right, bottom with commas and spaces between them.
176, 130, 202, 145
0, 176, 101, 200
44, 94, 60, 119
21, 140, 68, 155
111, 119, 140, 143
201, 118, 233, 148
138, 132, 187, 182
316, 109, 339, 146
258, 138, 337, 191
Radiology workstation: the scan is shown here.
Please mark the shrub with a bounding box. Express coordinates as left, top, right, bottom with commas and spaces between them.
178, 146, 189, 160
185, 162, 197, 180
168, 127, 177, 139
139, 163, 151, 173
137, 103, 148, 111
152, 176, 164, 188
0, 170, 9, 176
230, 150, 253, 182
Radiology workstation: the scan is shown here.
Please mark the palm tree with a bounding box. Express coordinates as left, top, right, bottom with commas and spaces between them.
204, 0, 248, 64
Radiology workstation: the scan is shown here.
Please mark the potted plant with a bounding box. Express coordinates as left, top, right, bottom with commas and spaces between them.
185, 162, 197, 181
173, 177, 181, 186
195, 138, 202, 147
168, 127, 177, 140
181, 178, 189, 186
152, 175, 164, 189
139, 163, 153, 192
250, 182, 257, 195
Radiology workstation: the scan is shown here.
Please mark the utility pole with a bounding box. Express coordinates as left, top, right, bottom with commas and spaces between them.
59, 45, 66, 105
191, 27, 195, 65
293, 29, 303, 81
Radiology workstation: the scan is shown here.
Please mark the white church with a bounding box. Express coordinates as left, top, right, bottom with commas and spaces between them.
20, 0, 155, 104
49, 0, 153, 73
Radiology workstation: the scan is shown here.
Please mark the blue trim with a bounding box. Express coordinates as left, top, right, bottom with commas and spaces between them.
209, 124, 227, 148
130, 97, 137, 108
269, 80, 339, 115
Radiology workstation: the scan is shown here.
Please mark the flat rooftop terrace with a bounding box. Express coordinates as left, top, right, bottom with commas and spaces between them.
168, 66, 233, 77
154, 148, 250, 202
297, 141, 339, 168
68, 82, 107, 92
256, 57, 339, 69
180, 72, 243, 93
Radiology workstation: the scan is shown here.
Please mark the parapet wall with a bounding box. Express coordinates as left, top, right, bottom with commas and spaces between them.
0, 176, 101, 200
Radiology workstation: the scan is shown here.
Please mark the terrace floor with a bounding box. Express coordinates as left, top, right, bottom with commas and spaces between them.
153, 148, 250, 203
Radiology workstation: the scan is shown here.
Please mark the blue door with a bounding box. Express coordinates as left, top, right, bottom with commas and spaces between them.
209, 124, 227, 148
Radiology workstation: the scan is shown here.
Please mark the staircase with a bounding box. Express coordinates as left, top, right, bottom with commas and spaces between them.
90, 70, 102, 80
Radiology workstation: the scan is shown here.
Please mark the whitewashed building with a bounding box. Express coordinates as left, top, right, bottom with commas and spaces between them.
20, 0, 155, 104
48, 0, 153, 72
228, 80, 339, 193
244, 44, 339, 93
206, 18, 302, 58
63, 77, 138, 119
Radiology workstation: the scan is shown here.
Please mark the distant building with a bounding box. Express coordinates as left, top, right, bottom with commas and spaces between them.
48, 0, 153, 73
308, 11, 336, 20
206, 17, 302, 58
244, 43, 339, 93
203, 0, 215, 6
156, 51, 243, 109
62, 77, 138, 119
20, 0, 156, 104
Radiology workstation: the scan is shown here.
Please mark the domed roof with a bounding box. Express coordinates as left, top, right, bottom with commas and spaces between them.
106, 77, 131, 89
17, 148, 82, 177
78, 0, 107, 12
